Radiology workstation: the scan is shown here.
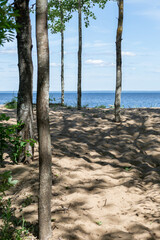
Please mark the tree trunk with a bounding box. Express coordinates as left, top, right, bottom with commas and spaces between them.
36, 0, 52, 239
61, 9, 64, 106
114, 0, 123, 122
14, 0, 33, 163
77, 0, 82, 110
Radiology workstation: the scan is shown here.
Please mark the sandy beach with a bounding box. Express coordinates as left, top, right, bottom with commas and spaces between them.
1, 105, 160, 240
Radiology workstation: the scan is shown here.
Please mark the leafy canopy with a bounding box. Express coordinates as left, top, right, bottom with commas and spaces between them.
0, 0, 19, 46
48, 0, 109, 34
48, 0, 74, 34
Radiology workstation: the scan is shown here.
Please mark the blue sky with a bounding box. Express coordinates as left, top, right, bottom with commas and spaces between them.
0, 0, 160, 92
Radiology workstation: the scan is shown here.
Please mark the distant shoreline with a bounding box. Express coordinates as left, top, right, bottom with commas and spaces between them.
1, 92, 160, 108
0, 104, 160, 110
0, 91, 160, 94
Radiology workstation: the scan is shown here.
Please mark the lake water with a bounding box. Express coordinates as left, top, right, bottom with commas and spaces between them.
0, 91, 160, 108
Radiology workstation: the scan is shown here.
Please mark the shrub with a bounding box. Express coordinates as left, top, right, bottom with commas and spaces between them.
0, 171, 31, 240
5, 97, 17, 109
95, 105, 106, 109
0, 114, 36, 164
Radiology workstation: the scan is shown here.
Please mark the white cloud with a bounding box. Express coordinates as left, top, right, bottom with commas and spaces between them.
0, 49, 17, 54
85, 59, 115, 67
85, 59, 105, 66
122, 51, 136, 56
50, 62, 60, 67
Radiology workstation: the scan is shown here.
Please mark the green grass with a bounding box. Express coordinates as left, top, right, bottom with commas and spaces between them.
5, 97, 17, 109
95, 105, 106, 109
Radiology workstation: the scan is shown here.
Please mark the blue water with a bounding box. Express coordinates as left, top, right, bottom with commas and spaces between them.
0, 91, 160, 108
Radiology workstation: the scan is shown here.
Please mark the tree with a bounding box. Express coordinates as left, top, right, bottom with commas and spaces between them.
48, 0, 73, 106
77, 0, 82, 109
76, 0, 97, 110
114, 0, 123, 122
60, 4, 64, 105
76, 0, 109, 109
0, 0, 19, 46
36, 0, 52, 239
14, 0, 34, 163
49, 0, 99, 110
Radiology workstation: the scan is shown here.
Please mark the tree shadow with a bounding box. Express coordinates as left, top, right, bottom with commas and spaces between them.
1, 106, 160, 239
49, 107, 160, 239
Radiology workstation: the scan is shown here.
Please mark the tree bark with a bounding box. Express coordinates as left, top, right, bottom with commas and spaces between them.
14, 0, 34, 163
114, 0, 123, 122
36, 0, 52, 239
77, 0, 82, 110
61, 8, 64, 106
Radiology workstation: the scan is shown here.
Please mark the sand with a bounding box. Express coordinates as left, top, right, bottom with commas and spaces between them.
0, 105, 160, 240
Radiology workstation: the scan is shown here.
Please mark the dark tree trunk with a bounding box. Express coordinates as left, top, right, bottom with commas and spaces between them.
114, 0, 123, 122
77, 0, 82, 110
61, 9, 64, 106
36, 0, 52, 239
14, 0, 34, 163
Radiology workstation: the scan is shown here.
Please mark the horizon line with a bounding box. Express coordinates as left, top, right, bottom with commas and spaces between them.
0, 90, 160, 93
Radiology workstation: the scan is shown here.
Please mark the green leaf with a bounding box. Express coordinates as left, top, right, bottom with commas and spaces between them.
96, 221, 102, 226
8, 176, 18, 186
20, 141, 26, 147
124, 166, 132, 171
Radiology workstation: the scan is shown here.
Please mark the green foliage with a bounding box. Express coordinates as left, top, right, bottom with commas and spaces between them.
67, 105, 76, 109
124, 166, 132, 171
10, 129, 36, 164
61, 104, 76, 109
5, 96, 17, 109
0, 113, 10, 121
67, 0, 97, 28
75, 0, 109, 28
0, 113, 11, 163
95, 105, 106, 109
0, 0, 20, 46
0, 171, 18, 195
49, 97, 56, 103
48, 0, 105, 33
21, 195, 33, 208
93, 0, 109, 9
0, 171, 31, 240
0, 114, 36, 164
48, 0, 73, 34
96, 220, 102, 226
81, 0, 97, 28
109, 104, 114, 109
82, 104, 89, 108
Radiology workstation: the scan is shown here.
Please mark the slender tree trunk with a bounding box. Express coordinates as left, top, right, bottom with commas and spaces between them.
114, 0, 123, 122
14, 0, 34, 163
77, 0, 82, 110
61, 9, 64, 106
36, 0, 52, 239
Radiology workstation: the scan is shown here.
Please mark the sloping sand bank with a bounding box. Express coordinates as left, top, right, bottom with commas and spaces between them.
1, 106, 160, 240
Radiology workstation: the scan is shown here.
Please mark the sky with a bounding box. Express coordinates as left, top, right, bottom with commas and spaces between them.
0, 0, 160, 92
